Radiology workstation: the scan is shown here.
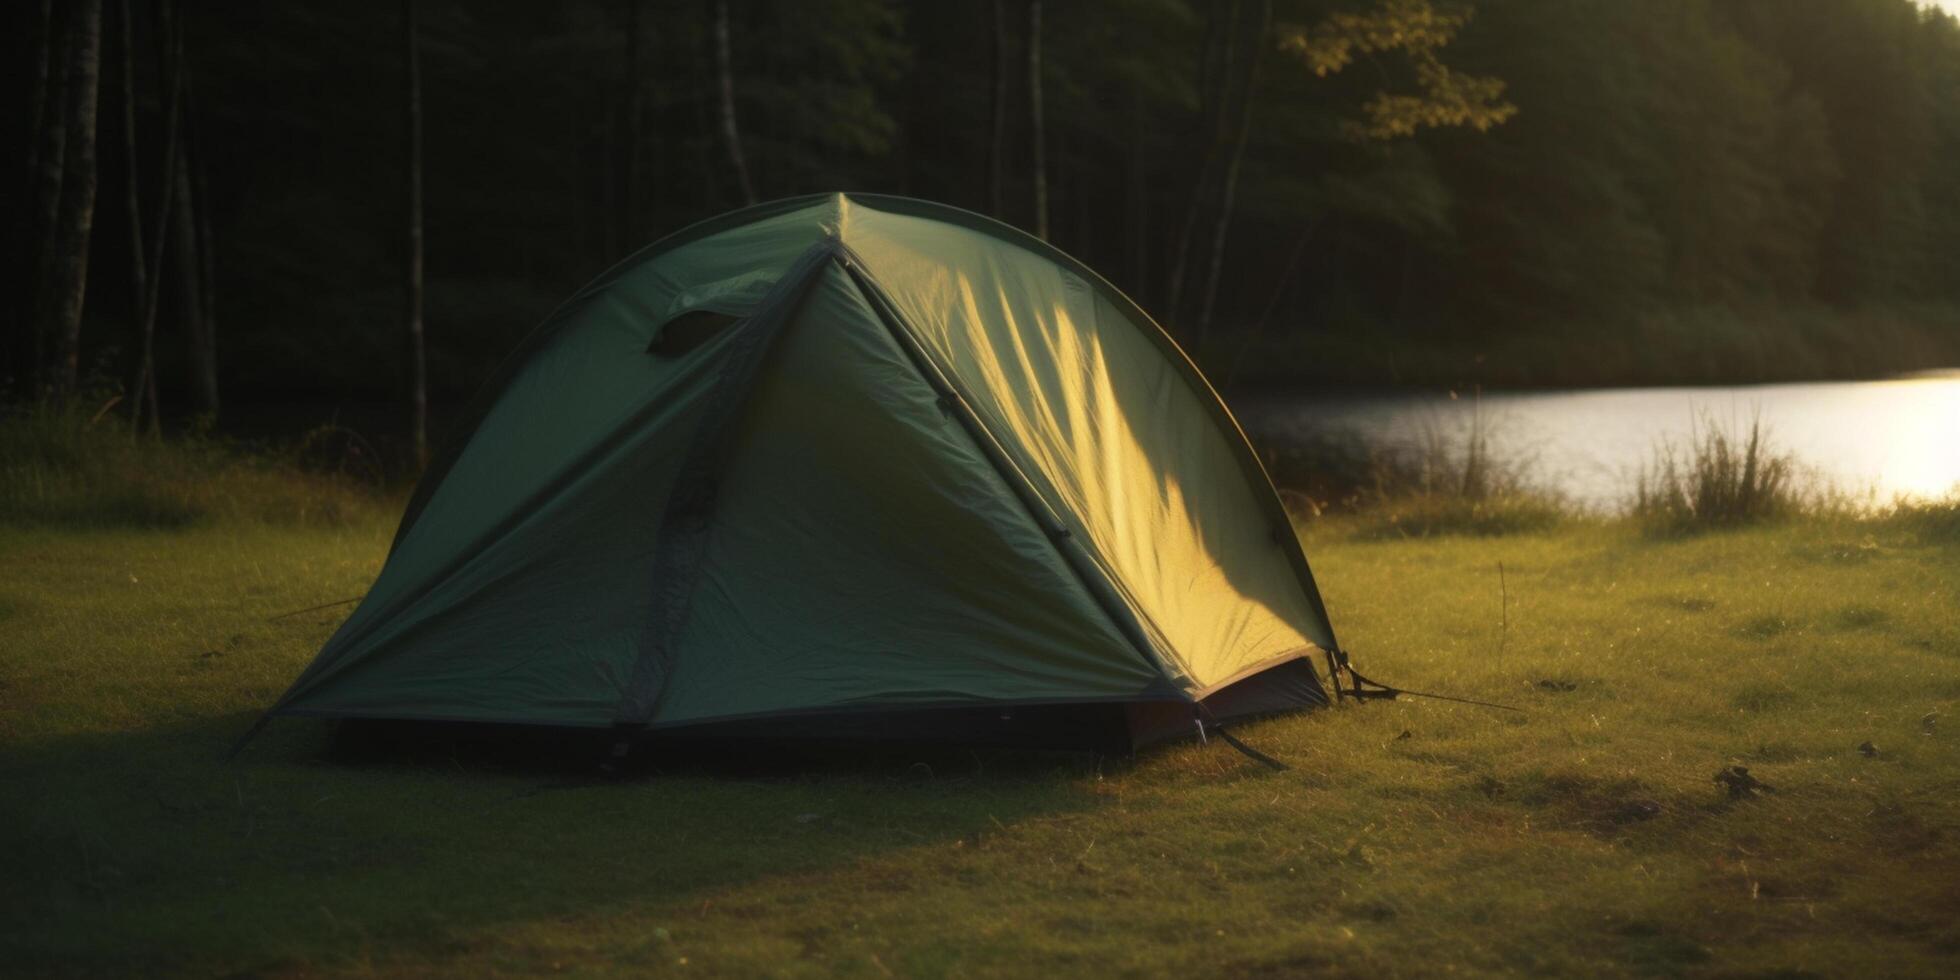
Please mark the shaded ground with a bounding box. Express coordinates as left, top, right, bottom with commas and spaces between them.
1, 517, 1956, 977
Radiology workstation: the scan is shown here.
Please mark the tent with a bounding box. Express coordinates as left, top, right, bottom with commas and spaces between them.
255, 193, 1354, 753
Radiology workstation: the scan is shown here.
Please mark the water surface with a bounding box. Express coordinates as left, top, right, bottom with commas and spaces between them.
1237, 371, 1960, 509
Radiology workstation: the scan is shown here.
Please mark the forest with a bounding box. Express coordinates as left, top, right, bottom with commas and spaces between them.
10, 0, 1960, 451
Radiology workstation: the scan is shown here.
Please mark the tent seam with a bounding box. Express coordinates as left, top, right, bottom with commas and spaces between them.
834, 249, 1189, 697
614, 237, 845, 728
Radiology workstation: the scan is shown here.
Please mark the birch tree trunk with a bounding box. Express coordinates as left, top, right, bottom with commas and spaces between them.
404, 0, 428, 467
712, 0, 755, 206
1027, 0, 1047, 241
988, 0, 1007, 219
1196, 0, 1270, 341
39, 0, 103, 402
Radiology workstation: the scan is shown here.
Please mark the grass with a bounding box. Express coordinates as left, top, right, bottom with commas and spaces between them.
4, 497, 1957, 975
1266, 396, 1572, 540
1633, 414, 1796, 533
0, 401, 394, 528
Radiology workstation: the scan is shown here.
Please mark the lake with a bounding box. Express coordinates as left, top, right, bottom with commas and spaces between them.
1235, 371, 1960, 510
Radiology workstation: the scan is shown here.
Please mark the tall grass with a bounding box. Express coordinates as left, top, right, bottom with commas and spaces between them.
1266, 397, 1958, 541
1269, 395, 1569, 538
1855, 493, 1960, 542
0, 400, 393, 528
1633, 412, 1797, 532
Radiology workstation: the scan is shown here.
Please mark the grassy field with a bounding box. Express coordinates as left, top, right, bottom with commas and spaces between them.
3, 500, 1956, 977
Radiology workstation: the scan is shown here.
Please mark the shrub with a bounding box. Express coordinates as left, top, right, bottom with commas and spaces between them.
1633, 412, 1797, 532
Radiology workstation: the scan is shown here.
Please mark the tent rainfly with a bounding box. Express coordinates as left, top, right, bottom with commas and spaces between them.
251, 193, 1362, 753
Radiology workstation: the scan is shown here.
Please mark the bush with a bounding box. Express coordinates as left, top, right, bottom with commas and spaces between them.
0, 399, 393, 528
1633, 413, 1797, 532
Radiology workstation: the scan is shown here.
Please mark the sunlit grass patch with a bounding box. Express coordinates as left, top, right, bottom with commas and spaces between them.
1345, 490, 1569, 539
1732, 613, 1803, 641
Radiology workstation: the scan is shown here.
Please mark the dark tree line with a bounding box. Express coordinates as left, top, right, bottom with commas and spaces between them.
8, 0, 1960, 447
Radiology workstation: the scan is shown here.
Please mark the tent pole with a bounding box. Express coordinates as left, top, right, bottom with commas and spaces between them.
836, 250, 1182, 696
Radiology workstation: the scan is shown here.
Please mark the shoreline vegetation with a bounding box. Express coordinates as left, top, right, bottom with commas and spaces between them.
4, 397, 1954, 543
5, 397, 1957, 536
3, 403, 1956, 975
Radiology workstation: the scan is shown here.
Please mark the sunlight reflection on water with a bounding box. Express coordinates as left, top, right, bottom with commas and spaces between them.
1241, 372, 1960, 509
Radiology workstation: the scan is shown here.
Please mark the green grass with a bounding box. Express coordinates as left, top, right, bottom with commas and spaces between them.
0, 402, 395, 528
1265, 393, 1575, 540
4, 506, 1956, 977
1634, 414, 1797, 533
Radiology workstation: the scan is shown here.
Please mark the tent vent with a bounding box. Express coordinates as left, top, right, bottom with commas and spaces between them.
648, 310, 741, 357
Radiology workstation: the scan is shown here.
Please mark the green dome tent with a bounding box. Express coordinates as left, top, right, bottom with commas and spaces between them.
255, 193, 1352, 752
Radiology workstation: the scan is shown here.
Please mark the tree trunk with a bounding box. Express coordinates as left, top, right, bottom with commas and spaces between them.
131, 0, 183, 433
21, 0, 62, 395
988, 0, 1007, 219
192, 88, 217, 403
602, 92, 620, 258
1027, 0, 1046, 240
117, 0, 146, 420
25, 0, 56, 183
624, 0, 647, 244
1125, 89, 1148, 304
404, 0, 427, 467
1165, 0, 1240, 325
712, 0, 755, 206
1196, 0, 1271, 341
169, 156, 211, 413
38, 0, 103, 402
1220, 218, 1313, 391
171, 48, 216, 417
